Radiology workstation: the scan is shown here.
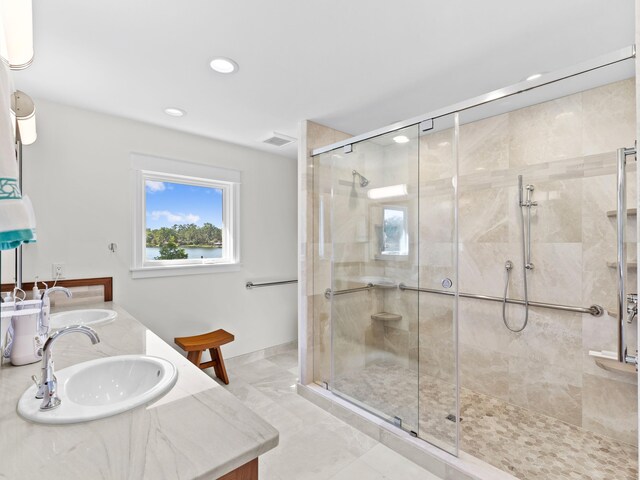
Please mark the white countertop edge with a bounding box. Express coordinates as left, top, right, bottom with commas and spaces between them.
0, 301, 279, 480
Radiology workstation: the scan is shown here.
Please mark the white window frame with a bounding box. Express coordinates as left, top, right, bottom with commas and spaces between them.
130, 153, 241, 279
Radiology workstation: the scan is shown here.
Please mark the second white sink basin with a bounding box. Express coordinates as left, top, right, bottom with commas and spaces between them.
17, 355, 178, 424
50, 309, 117, 330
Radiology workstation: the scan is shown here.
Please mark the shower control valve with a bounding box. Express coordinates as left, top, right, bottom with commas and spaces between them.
627, 293, 637, 323
525, 263, 535, 270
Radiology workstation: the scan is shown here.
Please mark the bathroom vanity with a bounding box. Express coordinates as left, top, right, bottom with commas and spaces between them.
0, 303, 279, 479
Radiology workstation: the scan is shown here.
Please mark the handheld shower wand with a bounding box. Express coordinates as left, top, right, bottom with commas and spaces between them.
503, 175, 536, 333
518, 175, 523, 207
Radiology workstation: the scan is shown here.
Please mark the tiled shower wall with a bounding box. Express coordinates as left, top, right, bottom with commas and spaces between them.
453, 78, 638, 445
301, 121, 351, 385
305, 78, 638, 447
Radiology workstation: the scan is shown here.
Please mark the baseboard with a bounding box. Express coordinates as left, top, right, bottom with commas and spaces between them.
226, 340, 297, 368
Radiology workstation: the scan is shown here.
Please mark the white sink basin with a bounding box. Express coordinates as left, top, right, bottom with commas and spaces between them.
17, 355, 178, 424
49, 309, 117, 330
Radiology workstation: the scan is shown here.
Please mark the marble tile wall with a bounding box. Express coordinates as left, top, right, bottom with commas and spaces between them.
456, 78, 638, 445
301, 120, 352, 385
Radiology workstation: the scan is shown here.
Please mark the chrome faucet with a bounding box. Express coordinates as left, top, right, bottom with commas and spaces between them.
39, 286, 72, 335
34, 325, 100, 411
40, 286, 72, 303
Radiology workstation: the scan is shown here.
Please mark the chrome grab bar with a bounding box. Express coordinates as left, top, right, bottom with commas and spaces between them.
398, 283, 604, 317
245, 280, 297, 289
616, 147, 637, 365
324, 283, 375, 300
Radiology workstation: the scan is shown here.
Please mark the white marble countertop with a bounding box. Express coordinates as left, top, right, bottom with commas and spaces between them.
0, 302, 279, 479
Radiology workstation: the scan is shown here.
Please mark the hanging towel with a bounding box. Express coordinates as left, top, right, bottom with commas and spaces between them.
0, 60, 35, 249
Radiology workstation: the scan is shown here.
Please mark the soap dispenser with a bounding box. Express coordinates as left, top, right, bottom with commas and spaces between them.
32, 277, 40, 300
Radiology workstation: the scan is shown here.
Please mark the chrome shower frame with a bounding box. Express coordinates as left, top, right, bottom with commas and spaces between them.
616, 146, 638, 366
312, 46, 636, 157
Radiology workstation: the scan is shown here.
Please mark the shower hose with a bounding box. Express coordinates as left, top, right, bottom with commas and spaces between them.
502, 198, 529, 333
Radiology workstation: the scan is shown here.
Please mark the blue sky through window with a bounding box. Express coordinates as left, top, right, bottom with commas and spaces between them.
145, 180, 223, 229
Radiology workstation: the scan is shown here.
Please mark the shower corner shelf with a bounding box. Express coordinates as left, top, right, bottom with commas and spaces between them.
604, 308, 628, 319
589, 350, 637, 374
371, 312, 402, 322
606, 208, 637, 218
606, 262, 637, 269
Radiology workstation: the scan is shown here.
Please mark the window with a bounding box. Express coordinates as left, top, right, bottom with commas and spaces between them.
131, 153, 240, 278
373, 205, 409, 259
381, 206, 408, 256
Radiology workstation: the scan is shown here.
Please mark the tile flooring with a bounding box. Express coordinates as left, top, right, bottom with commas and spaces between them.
335, 361, 639, 480
213, 347, 442, 480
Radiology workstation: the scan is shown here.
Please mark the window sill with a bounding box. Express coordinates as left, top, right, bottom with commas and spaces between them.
130, 262, 241, 279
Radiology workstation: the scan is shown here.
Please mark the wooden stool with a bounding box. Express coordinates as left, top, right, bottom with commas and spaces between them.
174, 329, 234, 384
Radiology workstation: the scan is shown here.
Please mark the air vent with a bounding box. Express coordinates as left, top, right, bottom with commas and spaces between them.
262, 132, 296, 147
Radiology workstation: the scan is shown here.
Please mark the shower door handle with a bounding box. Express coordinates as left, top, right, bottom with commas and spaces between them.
616, 146, 637, 366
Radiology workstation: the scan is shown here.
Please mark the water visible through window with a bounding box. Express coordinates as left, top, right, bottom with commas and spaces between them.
145, 180, 224, 261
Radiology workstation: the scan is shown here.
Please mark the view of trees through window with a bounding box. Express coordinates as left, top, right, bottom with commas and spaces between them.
145, 180, 224, 260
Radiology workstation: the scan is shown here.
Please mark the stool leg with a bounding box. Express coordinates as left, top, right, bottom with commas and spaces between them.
209, 347, 230, 384
187, 350, 203, 368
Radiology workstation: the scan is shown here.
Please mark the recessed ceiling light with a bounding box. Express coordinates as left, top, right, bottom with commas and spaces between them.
393, 135, 410, 144
164, 107, 185, 117
210, 57, 239, 74
525, 73, 543, 82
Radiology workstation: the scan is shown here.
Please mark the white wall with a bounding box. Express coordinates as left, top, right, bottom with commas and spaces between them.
10, 99, 298, 358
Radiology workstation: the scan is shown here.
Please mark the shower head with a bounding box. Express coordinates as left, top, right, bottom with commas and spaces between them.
352, 170, 369, 187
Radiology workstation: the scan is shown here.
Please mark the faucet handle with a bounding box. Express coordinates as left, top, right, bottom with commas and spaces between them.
32, 374, 45, 399
40, 377, 61, 410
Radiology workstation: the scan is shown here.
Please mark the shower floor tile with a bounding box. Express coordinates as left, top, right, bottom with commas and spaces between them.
335, 362, 638, 480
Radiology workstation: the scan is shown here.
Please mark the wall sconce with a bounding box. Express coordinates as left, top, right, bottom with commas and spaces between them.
11, 90, 36, 145
0, 0, 34, 70
367, 184, 408, 200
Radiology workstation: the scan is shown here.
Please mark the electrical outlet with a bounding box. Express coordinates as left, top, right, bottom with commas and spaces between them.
52, 263, 65, 279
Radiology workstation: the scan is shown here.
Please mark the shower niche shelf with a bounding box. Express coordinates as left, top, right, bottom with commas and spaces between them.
606, 208, 637, 218
606, 262, 637, 269
371, 312, 402, 322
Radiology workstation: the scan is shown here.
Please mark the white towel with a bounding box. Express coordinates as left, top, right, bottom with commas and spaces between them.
0, 60, 35, 249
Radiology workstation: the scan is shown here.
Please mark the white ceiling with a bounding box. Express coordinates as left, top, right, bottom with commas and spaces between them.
13, 0, 635, 159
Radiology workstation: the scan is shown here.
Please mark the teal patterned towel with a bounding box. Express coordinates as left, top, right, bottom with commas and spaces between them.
0, 61, 35, 250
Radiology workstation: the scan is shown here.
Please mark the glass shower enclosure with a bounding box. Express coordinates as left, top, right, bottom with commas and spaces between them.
311, 46, 638, 479
319, 116, 459, 454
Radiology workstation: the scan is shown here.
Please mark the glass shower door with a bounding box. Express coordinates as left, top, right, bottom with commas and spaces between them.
416, 113, 459, 454
328, 125, 421, 434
